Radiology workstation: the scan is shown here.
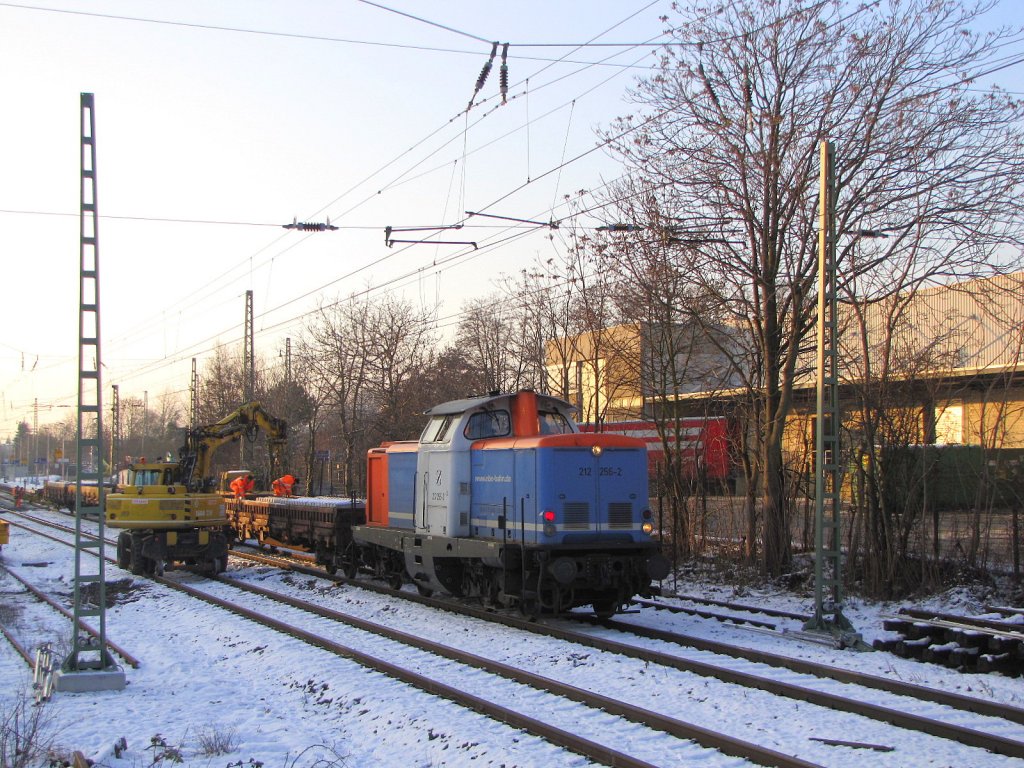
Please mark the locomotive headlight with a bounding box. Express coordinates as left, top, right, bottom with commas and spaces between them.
642, 522, 654, 535
591, 445, 603, 457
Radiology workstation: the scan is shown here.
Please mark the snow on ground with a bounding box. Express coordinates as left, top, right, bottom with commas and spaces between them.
1, 503, 1023, 768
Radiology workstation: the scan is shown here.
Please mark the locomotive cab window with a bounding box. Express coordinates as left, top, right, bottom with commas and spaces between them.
464, 410, 511, 440
539, 410, 574, 435
421, 415, 456, 443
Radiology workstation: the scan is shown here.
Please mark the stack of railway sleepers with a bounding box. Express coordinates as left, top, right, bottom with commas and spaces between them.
874, 607, 1024, 676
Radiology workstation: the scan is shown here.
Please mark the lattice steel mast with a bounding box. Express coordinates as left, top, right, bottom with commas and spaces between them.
55, 93, 125, 691
804, 140, 861, 647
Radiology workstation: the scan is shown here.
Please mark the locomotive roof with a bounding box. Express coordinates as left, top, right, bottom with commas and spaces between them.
425, 390, 575, 417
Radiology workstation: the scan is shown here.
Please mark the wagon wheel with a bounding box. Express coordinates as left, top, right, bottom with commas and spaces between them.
340, 544, 359, 579
343, 557, 359, 579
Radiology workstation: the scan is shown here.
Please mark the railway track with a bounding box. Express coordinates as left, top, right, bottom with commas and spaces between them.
182, 572, 828, 768
6, 510, 819, 767
653, 592, 812, 622
230, 547, 1024, 758
234, 546, 1024, 724
13, 507, 1024, 765
628, 595, 804, 631
0, 558, 139, 670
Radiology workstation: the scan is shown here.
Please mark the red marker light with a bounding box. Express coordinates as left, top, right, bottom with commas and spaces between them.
543, 510, 556, 522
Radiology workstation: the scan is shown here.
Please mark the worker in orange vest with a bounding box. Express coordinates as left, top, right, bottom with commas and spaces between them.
230, 474, 255, 499
272, 474, 297, 497
14, 486, 24, 508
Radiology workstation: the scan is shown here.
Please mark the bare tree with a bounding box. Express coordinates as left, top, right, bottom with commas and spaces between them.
456, 297, 524, 393
506, 223, 628, 424
197, 342, 246, 425
300, 293, 437, 465
300, 297, 375, 495
364, 296, 439, 441
501, 266, 575, 397
603, 0, 1024, 575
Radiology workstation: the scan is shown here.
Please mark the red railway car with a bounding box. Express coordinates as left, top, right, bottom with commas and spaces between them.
579, 417, 731, 485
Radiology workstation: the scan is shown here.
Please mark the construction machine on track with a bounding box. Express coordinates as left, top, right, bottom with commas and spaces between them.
106, 401, 287, 576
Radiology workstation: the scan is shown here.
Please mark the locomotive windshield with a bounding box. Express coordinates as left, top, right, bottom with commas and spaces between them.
421, 414, 456, 443
539, 410, 574, 434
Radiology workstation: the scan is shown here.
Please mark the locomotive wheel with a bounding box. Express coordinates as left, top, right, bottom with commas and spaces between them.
388, 572, 403, 590
416, 583, 433, 598
592, 599, 617, 619
116, 533, 131, 570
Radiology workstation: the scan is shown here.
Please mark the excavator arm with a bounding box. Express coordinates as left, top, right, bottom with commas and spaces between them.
181, 401, 288, 491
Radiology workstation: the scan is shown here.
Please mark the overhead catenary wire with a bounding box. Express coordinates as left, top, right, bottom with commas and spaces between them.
90, 12, 671, 360
14, 0, 1015, 428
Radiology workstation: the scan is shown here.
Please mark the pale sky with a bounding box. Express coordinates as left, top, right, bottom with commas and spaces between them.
0, 0, 672, 440
1, 1, 1021, 443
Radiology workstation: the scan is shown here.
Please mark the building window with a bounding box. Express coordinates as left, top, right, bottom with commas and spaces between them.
934, 401, 963, 445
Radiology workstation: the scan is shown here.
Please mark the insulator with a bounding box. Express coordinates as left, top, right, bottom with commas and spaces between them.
499, 43, 509, 103
467, 42, 499, 111
475, 41, 498, 91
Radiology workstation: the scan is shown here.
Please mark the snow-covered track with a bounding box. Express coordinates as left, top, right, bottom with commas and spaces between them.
15, 508, 1024, 763
642, 592, 811, 623
167, 572, 819, 768
0, 564, 36, 666
629, 595, 784, 629
0, 561, 140, 671
229, 544, 1024, 758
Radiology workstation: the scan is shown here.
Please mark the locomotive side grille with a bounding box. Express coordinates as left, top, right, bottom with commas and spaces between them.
607, 502, 632, 529
563, 502, 590, 529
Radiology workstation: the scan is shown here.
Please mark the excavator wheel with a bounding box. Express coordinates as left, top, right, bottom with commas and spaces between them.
116, 533, 131, 570
129, 533, 146, 577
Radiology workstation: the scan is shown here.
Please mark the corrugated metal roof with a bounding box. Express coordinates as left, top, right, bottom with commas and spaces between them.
794, 271, 1024, 385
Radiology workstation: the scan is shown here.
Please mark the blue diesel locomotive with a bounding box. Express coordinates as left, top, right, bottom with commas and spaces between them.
348, 389, 669, 616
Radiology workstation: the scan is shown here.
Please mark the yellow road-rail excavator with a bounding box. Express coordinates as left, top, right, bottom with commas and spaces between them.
107, 401, 287, 576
